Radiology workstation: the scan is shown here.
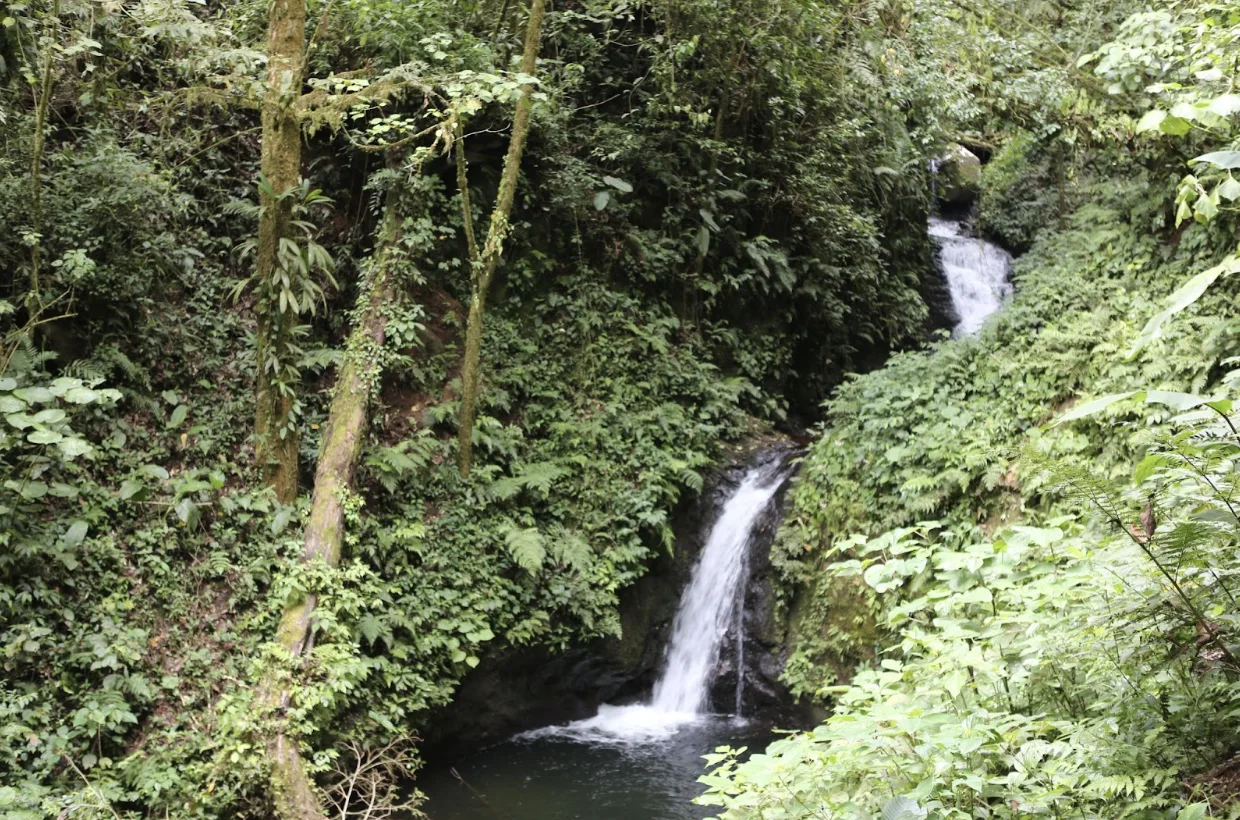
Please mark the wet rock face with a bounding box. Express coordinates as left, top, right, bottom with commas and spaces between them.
418, 441, 804, 758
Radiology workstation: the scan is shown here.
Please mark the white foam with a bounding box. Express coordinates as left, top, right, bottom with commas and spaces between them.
518, 704, 701, 745
929, 217, 1012, 334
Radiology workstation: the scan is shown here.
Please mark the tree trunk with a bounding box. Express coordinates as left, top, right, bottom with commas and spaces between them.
256, 0, 307, 505
456, 0, 547, 476
266, 194, 401, 819
26, 0, 60, 318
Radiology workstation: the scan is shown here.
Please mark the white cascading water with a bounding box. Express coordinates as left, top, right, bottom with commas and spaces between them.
649, 465, 782, 714
522, 460, 786, 743
929, 216, 1012, 334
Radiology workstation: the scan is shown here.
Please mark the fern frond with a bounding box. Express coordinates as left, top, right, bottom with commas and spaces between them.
501, 524, 546, 574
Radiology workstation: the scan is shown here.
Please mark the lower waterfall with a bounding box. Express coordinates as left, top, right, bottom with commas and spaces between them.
418, 454, 793, 817
650, 462, 787, 715
521, 457, 789, 742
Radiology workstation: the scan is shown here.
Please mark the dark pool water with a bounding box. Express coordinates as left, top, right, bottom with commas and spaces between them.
416, 712, 774, 820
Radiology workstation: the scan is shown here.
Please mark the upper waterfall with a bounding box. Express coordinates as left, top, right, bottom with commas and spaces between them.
929, 216, 1013, 334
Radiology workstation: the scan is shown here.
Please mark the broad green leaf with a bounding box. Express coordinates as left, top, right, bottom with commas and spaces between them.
1208, 94, 1240, 116
6, 413, 37, 430
1177, 804, 1208, 820
175, 498, 200, 528
1135, 109, 1166, 132
1053, 392, 1137, 425
881, 796, 927, 820
20, 481, 48, 500
62, 520, 89, 549
1219, 177, 1240, 202
593, 190, 610, 211
49, 376, 80, 392
602, 175, 633, 193
0, 396, 25, 414
1206, 399, 1234, 415
140, 464, 170, 480
13, 387, 54, 404
63, 386, 100, 404
27, 429, 63, 445
1134, 453, 1170, 484
167, 404, 188, 428
1144, 390, 1212, 411
119, 479, 147, 501
32, 408, 65, 425
1170, 102, 1199, 122
271, 507, 292, 535
1192, 151, 1240, 170
1131, 255, 1240, 355
0, 377, 15, 390
1195, 191, 1219, 221
1159, 115, 1192, 136
58, 438, 93, 458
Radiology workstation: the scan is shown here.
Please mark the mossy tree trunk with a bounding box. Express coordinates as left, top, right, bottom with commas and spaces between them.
456, 0, 547, 476
255, 0, 308, 506
267, 190, 403, 818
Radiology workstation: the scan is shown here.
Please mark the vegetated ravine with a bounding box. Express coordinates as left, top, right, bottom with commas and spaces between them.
417, 217, 1014, 819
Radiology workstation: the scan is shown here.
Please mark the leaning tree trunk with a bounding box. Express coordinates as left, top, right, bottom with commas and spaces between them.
266, 195, 402, 818
255, 0, 307, 506
456, 0, 547, 477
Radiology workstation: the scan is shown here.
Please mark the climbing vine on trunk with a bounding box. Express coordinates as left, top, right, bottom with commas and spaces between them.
255, 0, 309, 506
265, 173, 415, 818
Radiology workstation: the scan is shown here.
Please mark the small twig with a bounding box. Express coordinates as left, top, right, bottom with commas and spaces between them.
62, 755, 123, 820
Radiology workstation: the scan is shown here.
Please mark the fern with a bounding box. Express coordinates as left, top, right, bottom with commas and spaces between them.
549, 526, 593, 572
501, 524, 546, 574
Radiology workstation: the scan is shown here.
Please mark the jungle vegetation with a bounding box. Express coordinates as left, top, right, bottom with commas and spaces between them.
2, 0, 1240, 817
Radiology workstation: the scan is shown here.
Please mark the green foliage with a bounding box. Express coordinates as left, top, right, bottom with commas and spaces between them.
703, 515, 1240, 817
705, 0, 1240, 807
978, 134, 1058, 252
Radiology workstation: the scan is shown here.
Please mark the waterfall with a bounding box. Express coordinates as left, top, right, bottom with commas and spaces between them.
929, 216, 1012, 334
521, 458, 787, 743
650, 464, 783, 714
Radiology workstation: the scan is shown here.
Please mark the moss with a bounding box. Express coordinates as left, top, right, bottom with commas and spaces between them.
782, 572, 882, 701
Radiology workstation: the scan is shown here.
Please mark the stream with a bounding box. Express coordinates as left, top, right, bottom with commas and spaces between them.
419, 219, 1012, 818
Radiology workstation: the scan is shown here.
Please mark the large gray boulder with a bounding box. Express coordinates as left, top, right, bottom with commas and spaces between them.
934, 143, 982, 207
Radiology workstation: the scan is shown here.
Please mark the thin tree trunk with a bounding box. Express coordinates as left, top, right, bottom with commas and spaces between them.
256, 0, 307, 506
26, 0, 60, 317
267, 190, 402, 819
456, 0, 547, 476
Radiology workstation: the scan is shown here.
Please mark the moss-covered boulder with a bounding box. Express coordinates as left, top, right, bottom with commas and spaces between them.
935, 143, 983, 207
